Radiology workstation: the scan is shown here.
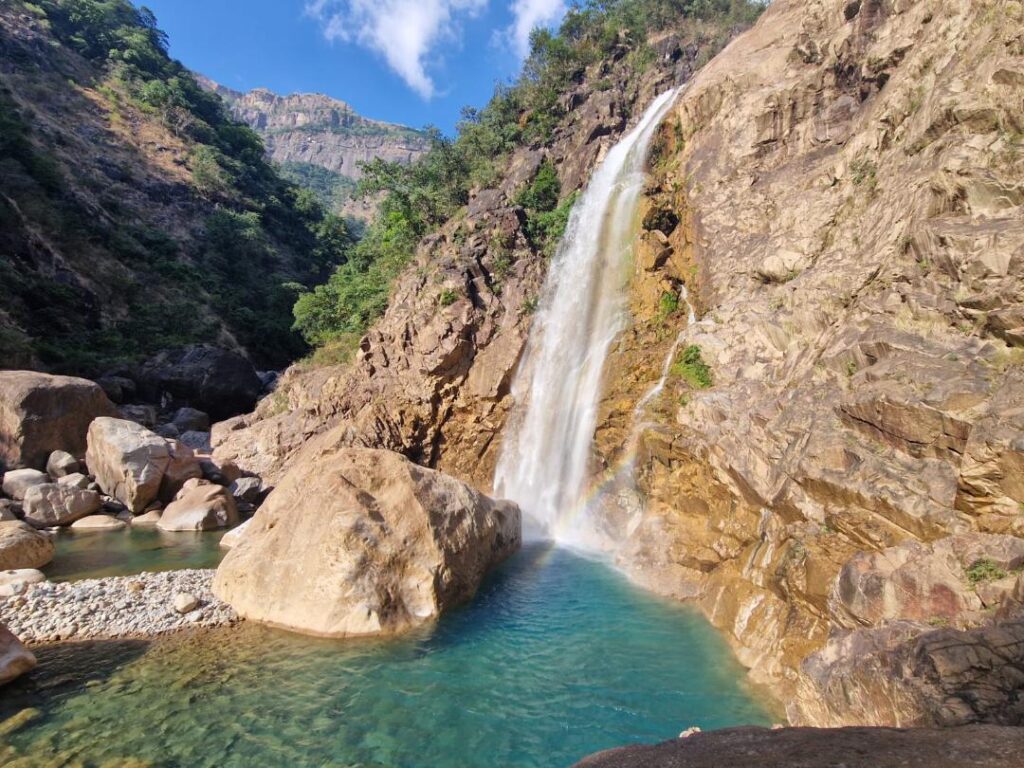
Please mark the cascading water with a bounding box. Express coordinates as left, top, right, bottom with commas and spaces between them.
494, 88, 680, 545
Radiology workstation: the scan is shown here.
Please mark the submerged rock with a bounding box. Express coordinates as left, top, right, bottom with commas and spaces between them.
0, 623, 35, 686
0, 370, 116, 471
214, 446, 521, 637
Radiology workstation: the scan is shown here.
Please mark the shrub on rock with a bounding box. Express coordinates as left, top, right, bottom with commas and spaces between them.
214, 446, 521, 637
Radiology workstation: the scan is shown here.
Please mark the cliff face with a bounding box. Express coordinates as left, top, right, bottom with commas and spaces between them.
213, 0, 1024, 727
205, 79, 429, 219
589, 0, 1024, 724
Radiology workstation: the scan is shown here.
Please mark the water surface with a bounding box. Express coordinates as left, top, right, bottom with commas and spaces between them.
45, 527, 226, 582
4, 546, 772, 767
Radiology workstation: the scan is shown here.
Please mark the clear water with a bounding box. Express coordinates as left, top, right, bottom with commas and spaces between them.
44, 527, 227, 582
3, 546, 773, 767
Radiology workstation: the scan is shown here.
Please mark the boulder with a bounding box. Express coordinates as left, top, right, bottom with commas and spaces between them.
213, 446, 521, 637
118, 404, 158, 429
131, 508, 162, 526
71, 514, 127, 531
45, 450, 79, 478
172, 407, 210, 433
0, 623, 36, 686
95, 374, 136, 404
0, 370, 116, 470
219, 519, 251, 549
0, 568, 46, 597
179, 431, 212, 452
228, 476, 263, 504
1, 469, 48, 500
157, 440, 202, 502
158, 483, 238, 531
86, 418, 170, 513
136, 345, 262, 421
0, 521, 54, 569
56, 472, 91, 490
22, 484, 101, 527
0, 500, 19, 521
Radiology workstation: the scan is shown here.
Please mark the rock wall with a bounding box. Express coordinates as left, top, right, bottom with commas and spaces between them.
585, 0, 1024, 723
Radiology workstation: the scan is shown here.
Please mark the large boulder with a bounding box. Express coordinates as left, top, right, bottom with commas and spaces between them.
0, 520, 54, 569
1, 468, 48, 500
85, 418, 170, 513
0, 623, 36, 686
214, 446, 521, 637
158, 482, 238, 531
0, 370, 116, 471
22, 484, 101, 527
136, 345, 262, 421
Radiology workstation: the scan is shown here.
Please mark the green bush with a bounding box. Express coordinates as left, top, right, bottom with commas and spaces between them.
671, 344, 713, 388
965, 558, 1008, 586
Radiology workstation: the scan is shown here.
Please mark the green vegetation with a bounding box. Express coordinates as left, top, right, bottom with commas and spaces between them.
279, 161, 359, 212
671, 344, 713, 388
659, 290, 680, 319
1, 0, 352, 372
291, 0, 765, 357
965, 558, 1009, 586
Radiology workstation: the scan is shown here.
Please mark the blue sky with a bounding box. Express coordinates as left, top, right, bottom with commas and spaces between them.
140, 0, 568, 133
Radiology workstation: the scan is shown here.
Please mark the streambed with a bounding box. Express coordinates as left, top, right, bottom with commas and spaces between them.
3, 545, 772, 767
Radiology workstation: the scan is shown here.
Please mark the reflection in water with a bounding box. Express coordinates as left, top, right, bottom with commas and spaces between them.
5, 546, 771, 767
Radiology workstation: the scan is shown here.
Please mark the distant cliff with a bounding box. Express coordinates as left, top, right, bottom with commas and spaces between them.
200, 78, 429, 219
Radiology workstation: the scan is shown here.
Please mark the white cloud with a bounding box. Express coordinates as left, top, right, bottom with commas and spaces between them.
506, 0, 566, 59
306, 0, 485, 99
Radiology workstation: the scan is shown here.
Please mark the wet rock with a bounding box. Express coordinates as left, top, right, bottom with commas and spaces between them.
44, 450, 79, 478
573, 725, 1024, 768
22, 484, 101, 527
0, 371, 116, 470
214, 446, 521, 637
158, 483, 238, 532
1, 469, 48, 500
0, 623, 35, 686
86, 418, 170, 513
136, 345, 262, 421
0, 521, 53, 569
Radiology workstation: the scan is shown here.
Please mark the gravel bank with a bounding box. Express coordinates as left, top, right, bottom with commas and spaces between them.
0, 569, 237, 644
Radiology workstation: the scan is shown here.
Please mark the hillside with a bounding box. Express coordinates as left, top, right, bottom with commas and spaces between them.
202, 78, 430, 221
0, 0, 350, 374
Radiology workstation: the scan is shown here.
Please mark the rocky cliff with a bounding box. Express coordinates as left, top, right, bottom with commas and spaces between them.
212, 0, 1024, 728
204, 79, 429, 219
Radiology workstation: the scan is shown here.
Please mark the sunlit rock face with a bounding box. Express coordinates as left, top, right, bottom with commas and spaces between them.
214, 446, 520, 637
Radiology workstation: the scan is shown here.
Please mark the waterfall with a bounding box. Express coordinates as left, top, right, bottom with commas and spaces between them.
494, 88, 680, 544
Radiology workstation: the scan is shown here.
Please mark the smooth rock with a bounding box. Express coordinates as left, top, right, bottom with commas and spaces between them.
22, 484, 101, 528
0, 569, 46, 597
228, 476, 263, 504
71, 515, 127, 531
214, 446, 521, 637
0, 521, 53, 569
219, 519, 251, 550
131, 508, 162, 526
173, 592, 199, 614
57, 472, 91, 490
0, 623, 36, 686
45, 450, 79, 478
1, 469, 48, 500
0, 370, 116, 470
158, 439, 202, 503
158, 484, 238, 531
86, 418, 170, 513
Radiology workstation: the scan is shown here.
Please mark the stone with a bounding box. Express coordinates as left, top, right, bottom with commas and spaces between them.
86, 418, 170, 513
0, 569, 46, 597
214, 446, 521, 637
135, 345, 262, 421
0, 521, 53, 569
22, 484, 101, 528
131, 508, 162, 526
228, 476, 263, 504
158, 439, 202, 503
95, 375, 136, 404
173, 592, 199, 614
1, 469, 48, 500
0, 370, 116, 470
57, 472, 91, 490
155, 423, 181, 440
572, 725, 1024, 768
158, 484, 238, 531
219, 519, 251, 549
45, 450, 79, 478
118, 404, 158, 429
172, 407, 210, 433
0, 500, 19, 521
179, 431, 212, 452
0, 623, 36, 686
71, 515, 127, 531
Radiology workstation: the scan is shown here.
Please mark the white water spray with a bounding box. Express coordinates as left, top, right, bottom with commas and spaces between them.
494, 88, 680, 544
